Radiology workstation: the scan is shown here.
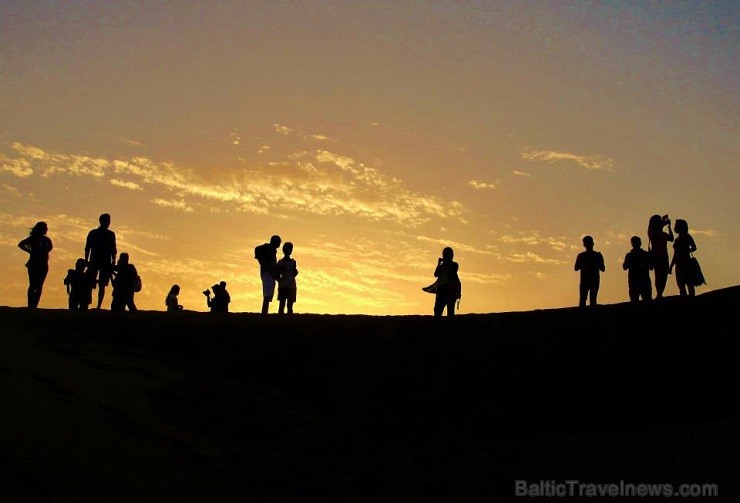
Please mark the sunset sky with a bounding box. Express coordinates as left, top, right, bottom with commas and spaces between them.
1, 1, 738, 315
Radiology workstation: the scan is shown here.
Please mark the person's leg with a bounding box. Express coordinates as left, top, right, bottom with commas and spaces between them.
589, 282, 599, 306
26, 268, 35, 308
27, 266, 46, 308
262, 298, 270, 315
644, 279, 653, 302
628, 283, 638, 303
676, 267, 687, 296
579, 283, 588, 307
434, 294, 445, 317
128, 293, 137, 312
97, 285, 106, 309
446, 298, 456, 316
287, 300, 294, 314
278, 299, 286, 314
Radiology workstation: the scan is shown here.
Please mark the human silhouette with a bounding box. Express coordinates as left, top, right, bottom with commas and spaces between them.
255, 235, 281, 314
433, 247, 461, 317
669, 219, 698, 297
110, 253, 138, 311
17, 221, 53, 309
623, 236, 653, 303
85, 213, 117, 309
166, 284, 183, 312
647, 214, 674, 299
574, 235, 605, 307
64, 258, 95, 310
204, 281, 230, 313
277, 242, 298, 314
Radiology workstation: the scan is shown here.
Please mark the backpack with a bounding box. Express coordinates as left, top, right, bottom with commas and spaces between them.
254, 243, 270, 266
134, 274, 142, 292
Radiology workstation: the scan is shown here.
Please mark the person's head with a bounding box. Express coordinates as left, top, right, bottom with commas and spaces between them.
169, 284, 180, 296
270, 235, 282, 249
118, 252, 129, 265
99, 213, 111, 229
442, 247, 454, 261
30, 221, 48, 237
282, 242, 293, 256
674, 219, 689, 234
75, 258, 87, 271
582, 235, 594, 250
648, 214, 663, 234
219, 281, 227, 290
630, 236, 642, 250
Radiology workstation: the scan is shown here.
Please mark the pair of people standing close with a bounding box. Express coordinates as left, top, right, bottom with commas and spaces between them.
255, 235, 298, 314
85, 213, 139, 311
647, 214, 700, 298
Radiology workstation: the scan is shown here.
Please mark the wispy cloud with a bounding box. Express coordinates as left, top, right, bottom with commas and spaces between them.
2, 183, 21, 196
468, 179, 498, 190
273, 124, 293, 135
521, 147, 614, 171
499, 231, 571, 252
1, 143, 466, 227
512, 170, 531, 177
151, 198, 194, 213
0, 149, 34, 177
693, 228, 718, 238
117, 137, 142, 146
504, 251, 567, 265
230, 131, 241, 146
110, 179, 143, 191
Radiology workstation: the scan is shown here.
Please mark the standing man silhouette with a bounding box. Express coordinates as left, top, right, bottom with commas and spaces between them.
85, 213, 117, 309
254, 235, 281, 314
574, 235, 605, 307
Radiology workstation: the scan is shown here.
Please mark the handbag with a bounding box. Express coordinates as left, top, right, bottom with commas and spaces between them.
689, 255, 706, 287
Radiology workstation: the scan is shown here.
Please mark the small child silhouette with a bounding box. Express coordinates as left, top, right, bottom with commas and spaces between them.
277, 242, 298, 314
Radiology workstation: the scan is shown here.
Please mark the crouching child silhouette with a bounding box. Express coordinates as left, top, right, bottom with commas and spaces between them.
64, 258, 95, 310
111, 253, 139, 311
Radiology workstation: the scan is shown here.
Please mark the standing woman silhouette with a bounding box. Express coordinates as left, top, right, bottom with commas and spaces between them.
433, 247, 461, 317
647, 214, 674, 299
17, 221, 53, 308
669, 219, 698, 297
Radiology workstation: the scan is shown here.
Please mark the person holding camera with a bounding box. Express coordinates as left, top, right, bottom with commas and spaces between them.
433, 247, 461, 317
647, 214, 674, 299
204, 281, 230, 313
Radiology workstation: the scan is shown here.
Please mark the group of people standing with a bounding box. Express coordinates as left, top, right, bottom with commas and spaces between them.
17, 213, 140, 312
574, 214, 704, 307
16, 212, 704, 314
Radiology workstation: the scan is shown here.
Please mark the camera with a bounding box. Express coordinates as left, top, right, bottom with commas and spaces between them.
202, 289, 210, 296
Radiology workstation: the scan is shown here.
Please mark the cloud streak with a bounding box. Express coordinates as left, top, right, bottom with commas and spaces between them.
521, 147, 614, 171
1, 143, 465, 227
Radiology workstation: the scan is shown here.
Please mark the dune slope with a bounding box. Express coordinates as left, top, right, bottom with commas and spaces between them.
2, 288, 739, 502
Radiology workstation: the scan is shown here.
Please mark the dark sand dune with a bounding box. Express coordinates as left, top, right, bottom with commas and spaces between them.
2, 287, 739, 502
